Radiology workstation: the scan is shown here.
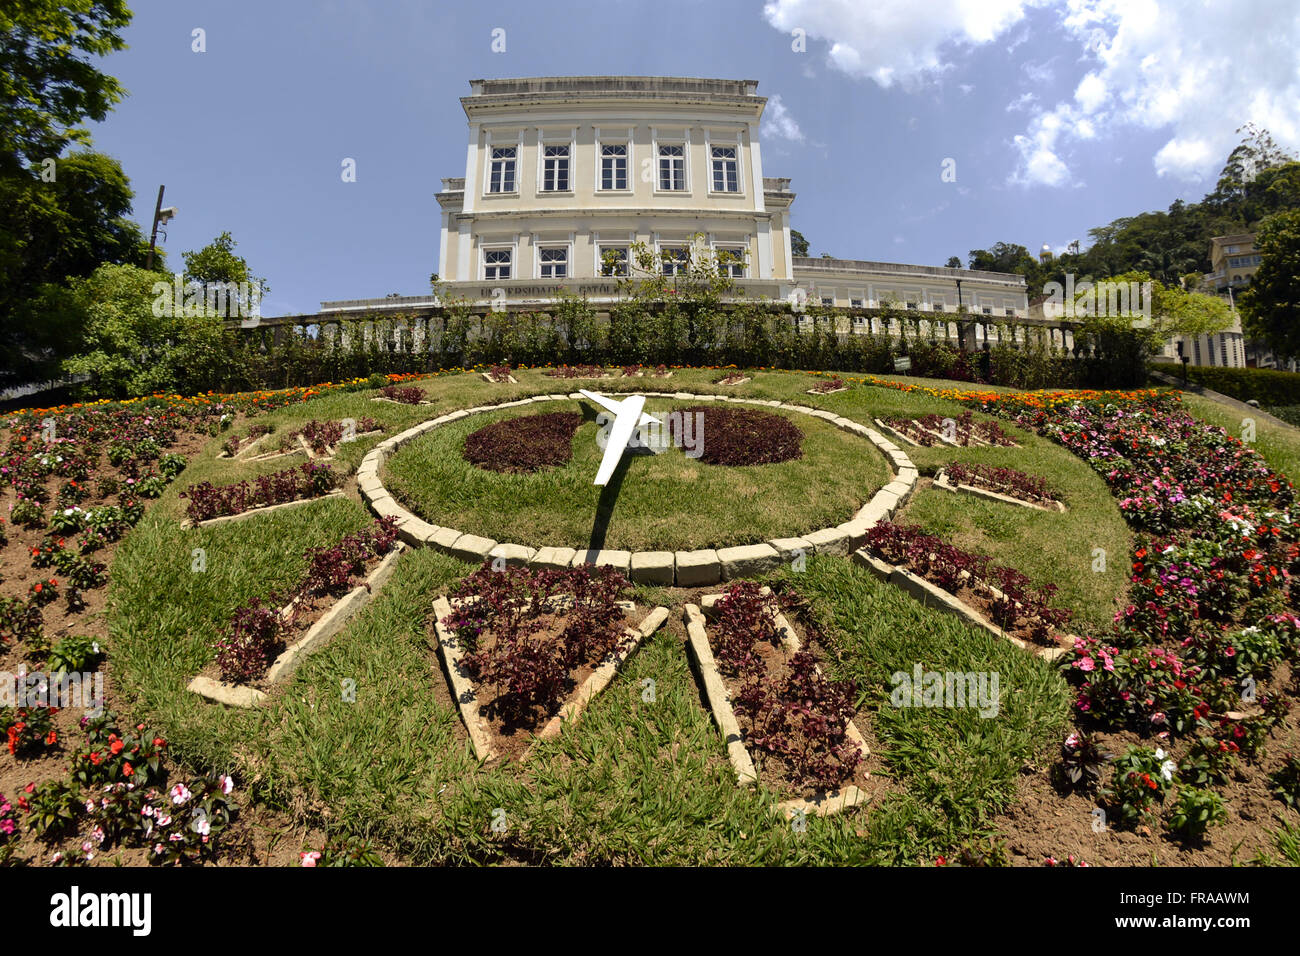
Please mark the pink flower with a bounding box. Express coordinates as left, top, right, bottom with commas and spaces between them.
301, 851, 322, 867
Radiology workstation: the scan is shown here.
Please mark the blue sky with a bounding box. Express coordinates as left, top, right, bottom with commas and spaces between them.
87, 0, 1300, 317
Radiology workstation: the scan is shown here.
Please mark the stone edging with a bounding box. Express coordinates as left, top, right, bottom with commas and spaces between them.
932, 469, 1066, 513
356, 392, 919, 586
186, 542, 407, 707
849, 548, 1069, 662
430, 597, 668, 762
180, 489, 347, 530
684, 601, 870, 818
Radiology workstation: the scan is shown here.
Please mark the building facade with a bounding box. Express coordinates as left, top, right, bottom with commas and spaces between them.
421, 76, 1028, 318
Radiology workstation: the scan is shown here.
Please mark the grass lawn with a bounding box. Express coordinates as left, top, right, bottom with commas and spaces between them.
383, 399, 888, 552
101, 367, 1128, 864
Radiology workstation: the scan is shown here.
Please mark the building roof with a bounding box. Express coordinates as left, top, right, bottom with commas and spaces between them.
461, 76, 766, 118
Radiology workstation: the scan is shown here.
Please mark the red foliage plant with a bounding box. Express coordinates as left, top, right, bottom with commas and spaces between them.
709, 581, 862, 790
463, 412, 582, 474
212, 517, 399, 683
439, 562, 630, 726
670, 406, 803, 466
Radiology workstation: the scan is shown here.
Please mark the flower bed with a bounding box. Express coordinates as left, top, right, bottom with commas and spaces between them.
621, 364, 671, 378
881, 411, 1017, 448
713, 373, 751, 386
432, 563, 665, 762
377, 384, 427, 405
689, 582, 872, 810
808, 376, 849, 395
179, 462, 341, 523
863, 521, 1073, 644
462, 411, 582, 474
937, 461, 1063, 510
277, 417, 382, 458
967, 391, 1300, 840
544, 365, 617, 379
201, 517, 401, 690
482, 364, 517, 384
219, 423, 274, 459
669, 405, 803, 466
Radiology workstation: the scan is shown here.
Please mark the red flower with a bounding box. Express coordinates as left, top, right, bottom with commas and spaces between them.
123, 762, 134, 777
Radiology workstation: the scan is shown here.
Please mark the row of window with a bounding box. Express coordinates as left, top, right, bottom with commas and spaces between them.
481, 244, 748, 280
811, 294, 1018, 315
487, 143, 741, 195
1227, 254, 1262, 268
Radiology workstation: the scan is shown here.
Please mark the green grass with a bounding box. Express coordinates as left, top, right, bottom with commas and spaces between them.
102, 368, 1124, 864
383, 399, 888, 552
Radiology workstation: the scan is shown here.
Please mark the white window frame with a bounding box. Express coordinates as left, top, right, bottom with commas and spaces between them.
481, 243, 515, 281
536, 128, 576, 194
536, 242, 571, 279
652, 128, 689, 194
595, 234, 633, 277
704, 129, 746, 197
482, 128, 523, 197
656, 238, 691, 277
713, 243, 748, 279
595, 127, 633, 193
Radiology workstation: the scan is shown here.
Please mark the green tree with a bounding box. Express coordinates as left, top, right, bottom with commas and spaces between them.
0, 1, 132, 174
1240, 209, 1300, 360
789, 229, 809, 257
0, 151, 153, 385
945, 256, 961, 269
59, 263, 231, 398
181, 231, 268, 318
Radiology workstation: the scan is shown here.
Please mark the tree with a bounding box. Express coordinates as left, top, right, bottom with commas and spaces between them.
789, 229, 809, 257
1240, 209, 1300, 360
59, 263, 231, 398
181, 231, 268, 318
0, 151, 153, 385
0, 1, 132, 174
945, 256, 961, 269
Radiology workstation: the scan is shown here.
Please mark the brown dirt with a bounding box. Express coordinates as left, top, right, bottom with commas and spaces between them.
1, 408, 352, 868
992, 673, 1300, 866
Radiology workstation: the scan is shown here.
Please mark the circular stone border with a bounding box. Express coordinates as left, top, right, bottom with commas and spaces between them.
355, 392, 918, 587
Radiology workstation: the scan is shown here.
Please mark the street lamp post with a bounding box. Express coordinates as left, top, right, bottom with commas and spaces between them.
145, 185, 178, 271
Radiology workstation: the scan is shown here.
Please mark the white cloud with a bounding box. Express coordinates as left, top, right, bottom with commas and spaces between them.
1010, 0, 1300, 185
762, 0, 1300, 188
761, 94, 806, 142
1006, 91, 1038, 112
763, 0, 1047, 89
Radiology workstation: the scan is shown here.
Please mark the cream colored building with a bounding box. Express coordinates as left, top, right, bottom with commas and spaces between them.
408, 76, 1029, 318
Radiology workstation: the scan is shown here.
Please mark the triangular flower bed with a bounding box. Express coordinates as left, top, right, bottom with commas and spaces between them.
189, 519, 405, 707
855, 521, 1073, 659
932, 466, 1065, 513
685, 582, 876, 819
430, 562, 667, 763
876, 413, 1019, 448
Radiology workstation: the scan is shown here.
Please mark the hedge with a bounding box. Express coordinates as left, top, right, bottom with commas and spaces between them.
1173, 364, 1300, 406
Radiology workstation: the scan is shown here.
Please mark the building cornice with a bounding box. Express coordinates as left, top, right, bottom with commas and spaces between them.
792, 256, 1027, 287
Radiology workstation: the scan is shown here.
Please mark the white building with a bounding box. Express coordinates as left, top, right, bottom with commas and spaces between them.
407, 76, 1028, 318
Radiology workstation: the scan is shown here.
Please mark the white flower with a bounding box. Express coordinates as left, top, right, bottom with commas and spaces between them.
218, 774, 234, 795
170, 783, 191, 805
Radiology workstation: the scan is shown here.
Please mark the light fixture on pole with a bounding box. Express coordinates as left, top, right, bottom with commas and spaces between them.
145, 185, 178, 271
